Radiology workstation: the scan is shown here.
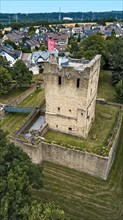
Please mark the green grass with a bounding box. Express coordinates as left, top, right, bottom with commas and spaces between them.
32, 74, 43, 83
0, 89, 45, 135
0, 113, 29, 135
97, 70, 117, 102
33, 122, 123, 220
0, 87, 29, 104
44, 104, 119, 156
19, 89, 45, 107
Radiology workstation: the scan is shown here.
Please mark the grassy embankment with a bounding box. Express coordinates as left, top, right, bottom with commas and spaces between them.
0, 73, 43, 104
0, 87, 29, 104
0, 89, 45, 135
97, 70, 117, 102
33, 122, 123, 220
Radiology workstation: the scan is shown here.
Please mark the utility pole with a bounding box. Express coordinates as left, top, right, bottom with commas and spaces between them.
15, 14, 18, 23
59, 7, 61, 21
81, 12, 84, 21
9, 15, 11, 25
92, 12, 95, 21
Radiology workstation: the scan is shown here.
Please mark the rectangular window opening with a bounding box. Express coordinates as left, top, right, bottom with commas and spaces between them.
68, 127, 72, 131
58, 107, 60, 111
58, 76, 61, 85
77, 78, 80, 88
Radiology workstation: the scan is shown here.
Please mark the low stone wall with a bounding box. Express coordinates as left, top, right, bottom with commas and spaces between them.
0, 108, 5, 119
11, 85, 37, 105
96, 98, 122, 108
105, 116, 122, 177
14, 108, 40, 136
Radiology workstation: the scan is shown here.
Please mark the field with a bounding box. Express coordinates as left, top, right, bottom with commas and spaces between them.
0, 87, 29, 104
33, 122, 123, 220
44, 104, 119, 156
19, 89, 45, 107
0, 89, 45, 135
0, 113, 28, 135
97, 70, 116, 102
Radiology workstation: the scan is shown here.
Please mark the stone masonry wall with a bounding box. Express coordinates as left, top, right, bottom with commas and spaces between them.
44, 55, 101, 138
11, 112, 122, 180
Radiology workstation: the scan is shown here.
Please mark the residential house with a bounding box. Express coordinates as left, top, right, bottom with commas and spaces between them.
30, 33, 47, 45
31, 49, 58, 66
47, 33, 69, 52
29, 49, 58, 74
25, 39, 40, 51
0, 45, 22, 66
3, 30, 26, 45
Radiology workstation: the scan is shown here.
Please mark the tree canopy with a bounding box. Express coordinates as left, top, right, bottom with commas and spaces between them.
12, 60, 32, 87
0, 67, 12, 95
0, 130, 69, 220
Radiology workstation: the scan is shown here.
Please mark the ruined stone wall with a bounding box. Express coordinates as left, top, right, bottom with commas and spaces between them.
44, 55, 101, 138
11, 85, 37, 105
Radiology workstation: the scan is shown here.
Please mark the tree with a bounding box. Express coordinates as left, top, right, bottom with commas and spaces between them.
0, 130, 43, 220
0, 130, 69, 220
40, 44, 46, 51
80, 34, 109, 67
75, 23, 79, 27
0, 67, 12, 95
107, 38, 123, 84
0, 30, 3, 38
0, 56, 10, 69
4, 39, 18, 50
21, 201, 70, 220
12, 60, 32, 87
115, 80, 123, 103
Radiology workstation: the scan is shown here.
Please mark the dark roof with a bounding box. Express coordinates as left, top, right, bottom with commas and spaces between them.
0, 45, 22, 59
25, 39, 40, 47
84, 30, 99, 35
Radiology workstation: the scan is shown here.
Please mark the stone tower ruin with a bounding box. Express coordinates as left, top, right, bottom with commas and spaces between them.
44, 55, 101, 138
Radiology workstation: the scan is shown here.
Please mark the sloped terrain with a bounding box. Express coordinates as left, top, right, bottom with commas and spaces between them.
33, 123, 123, 220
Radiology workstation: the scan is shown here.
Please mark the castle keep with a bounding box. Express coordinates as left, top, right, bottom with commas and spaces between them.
44, 55, 101, 138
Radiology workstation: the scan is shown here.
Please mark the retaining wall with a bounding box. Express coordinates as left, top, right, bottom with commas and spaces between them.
11, 85, 37, 105
11, 112, 122, 180
14, 108, 40, 136
10, 100, 122, 180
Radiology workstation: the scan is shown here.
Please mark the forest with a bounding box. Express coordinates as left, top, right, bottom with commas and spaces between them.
0, 10, 122, 25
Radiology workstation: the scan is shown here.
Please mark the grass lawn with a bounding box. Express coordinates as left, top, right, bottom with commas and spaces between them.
33, 122, 123, 220
32, 74, 43, 83
0, 89, 45, 135
97, 70, 117, 102
0, 113, 29, 135
0, 87, 29, 104
44, 104, 119, 156
19, 89, 45, 107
